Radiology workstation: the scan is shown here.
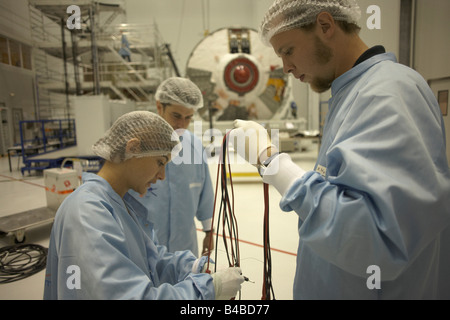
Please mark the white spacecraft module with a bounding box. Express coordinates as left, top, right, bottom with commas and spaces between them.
186, 27, 294, 122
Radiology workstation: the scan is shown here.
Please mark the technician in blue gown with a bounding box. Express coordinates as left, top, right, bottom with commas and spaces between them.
231, 0, 450, 299
118, 30, 131, 62
43, 111, 244, 300
131, 77, 214, 257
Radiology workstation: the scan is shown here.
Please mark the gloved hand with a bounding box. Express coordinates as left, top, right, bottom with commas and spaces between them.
229, 120, 278, 166
211, 267, 245, 300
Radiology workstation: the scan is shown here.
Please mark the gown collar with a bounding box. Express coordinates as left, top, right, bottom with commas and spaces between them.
81, 172, 149, 223
353, 45, 386, 67
331, 51, 397, 98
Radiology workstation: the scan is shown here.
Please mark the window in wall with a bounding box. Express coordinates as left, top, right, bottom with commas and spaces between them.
9, 40, 21, 68
0, 36, 9, 65
0, 35, 32, 70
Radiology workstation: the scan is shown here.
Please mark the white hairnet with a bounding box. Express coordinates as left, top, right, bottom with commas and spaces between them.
260, 0, 361, 45
155, 77, 203, 110
92, 111, 181, 163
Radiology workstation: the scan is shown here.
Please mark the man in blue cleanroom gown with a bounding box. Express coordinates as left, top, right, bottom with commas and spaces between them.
130, 77, 214, 257
231, 0, 450, 300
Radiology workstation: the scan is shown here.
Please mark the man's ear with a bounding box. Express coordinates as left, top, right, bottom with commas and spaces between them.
156, 101, 163, 116
316, 12, 336, 37
126, 138, 141, 154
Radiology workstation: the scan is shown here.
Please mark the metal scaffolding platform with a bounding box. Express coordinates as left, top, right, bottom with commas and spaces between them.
28, 0, 176, 119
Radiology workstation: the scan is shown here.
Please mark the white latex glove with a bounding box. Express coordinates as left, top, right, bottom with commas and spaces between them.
229, 120, 278, 166
211, 267, 245, 300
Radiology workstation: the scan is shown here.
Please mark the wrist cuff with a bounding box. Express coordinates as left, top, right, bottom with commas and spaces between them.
258, 144, 279, 164
201, 218, 212, 232
262, 153, 306, 195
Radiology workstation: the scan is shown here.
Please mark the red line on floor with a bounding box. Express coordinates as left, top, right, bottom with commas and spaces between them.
197, 228, 297, 257
0, 174, 46, 189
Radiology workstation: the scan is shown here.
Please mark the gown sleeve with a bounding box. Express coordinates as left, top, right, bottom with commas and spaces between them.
195, 159, 214, 230
52, 194, 214, 300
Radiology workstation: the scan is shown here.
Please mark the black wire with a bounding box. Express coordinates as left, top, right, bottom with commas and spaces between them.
208, 133, 243, 299
226, 160, 239, 267
220, 138, 236, 267
262, 183, 275, 300
211, 133, 276, 300
212, 134, 275, 300
212, 134, 241, 270
0, 244, 48, 284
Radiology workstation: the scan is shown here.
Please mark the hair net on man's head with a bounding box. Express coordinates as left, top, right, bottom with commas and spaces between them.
92, 111, 181, 163
155, 77, 204, 110
260, 0, 361, 45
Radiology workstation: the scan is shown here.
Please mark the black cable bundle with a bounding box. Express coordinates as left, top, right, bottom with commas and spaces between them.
262, 183, 275, 300
205, 131, 275, 300
0, 243, 48, 284
207, 132, 240, 273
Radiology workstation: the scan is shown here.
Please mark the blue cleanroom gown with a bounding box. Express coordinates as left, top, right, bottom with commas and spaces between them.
278, 53, 450, 299
118, 34, 131, 60
43, 173, 215, 300
131, 130, 214, 257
